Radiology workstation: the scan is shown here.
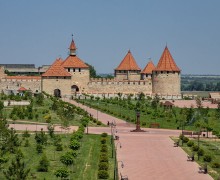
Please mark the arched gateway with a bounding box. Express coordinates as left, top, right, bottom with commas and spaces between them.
71, 85, 79, 92
54, 89, 61, 98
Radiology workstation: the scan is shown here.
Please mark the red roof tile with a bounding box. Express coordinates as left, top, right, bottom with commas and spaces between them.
115, 50, 141, 71
154, 46, 180, 72
18, 87, 27, 91
141, 60, 155, 74
42, 58, 71, 77
69, 39, 76, 50
62, 56, 89, 68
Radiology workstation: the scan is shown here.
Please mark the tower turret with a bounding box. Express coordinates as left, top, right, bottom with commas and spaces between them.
115, 50, 141, 80
152, 46, 181, 95
69, 38, 77, 56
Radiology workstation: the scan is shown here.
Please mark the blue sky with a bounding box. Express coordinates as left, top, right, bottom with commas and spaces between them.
0, 0, 220, 74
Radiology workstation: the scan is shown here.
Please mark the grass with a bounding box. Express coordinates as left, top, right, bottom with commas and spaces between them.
0, 133, 114, 180
4, 97, 100, 127
172, 136, 220, 180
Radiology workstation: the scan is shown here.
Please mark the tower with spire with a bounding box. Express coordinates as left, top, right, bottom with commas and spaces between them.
152, 46, 181, 95
115, 50, 141, 81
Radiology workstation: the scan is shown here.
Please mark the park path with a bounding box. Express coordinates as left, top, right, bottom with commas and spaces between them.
69, 100, 213, 180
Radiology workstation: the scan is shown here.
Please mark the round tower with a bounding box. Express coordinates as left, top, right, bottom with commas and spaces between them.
152, 46, 181, 95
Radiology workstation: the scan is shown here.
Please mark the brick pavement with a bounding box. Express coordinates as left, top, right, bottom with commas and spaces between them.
70, 100, 213, 180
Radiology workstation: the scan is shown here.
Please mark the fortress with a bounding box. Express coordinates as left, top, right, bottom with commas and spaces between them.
0, 38, 181, 99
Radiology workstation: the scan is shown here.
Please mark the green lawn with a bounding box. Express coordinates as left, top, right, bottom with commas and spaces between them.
0, 133, 114, 180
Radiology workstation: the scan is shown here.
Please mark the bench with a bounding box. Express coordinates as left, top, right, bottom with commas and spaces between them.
173, 141, 179, 147
187, 153, 194, 161
150, 123, 160, 128
182, 131, 193, 136
120, 173, 128, 180
199, 164, 208, 174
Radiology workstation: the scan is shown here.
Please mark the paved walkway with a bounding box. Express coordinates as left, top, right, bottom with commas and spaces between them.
70, 100, 213, 180
9, 99, 213, 180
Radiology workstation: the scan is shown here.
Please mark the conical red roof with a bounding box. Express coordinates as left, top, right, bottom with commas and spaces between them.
154, 46, 180, 72
42, 58, 71, 77
141, 60, 155, 74
62, 56, 89, 68
69, 39, 76, 50
115, 50, 141, 71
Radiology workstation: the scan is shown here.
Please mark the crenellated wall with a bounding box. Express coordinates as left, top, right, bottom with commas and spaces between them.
87, 78, 152, 94
0, 77, 41, 92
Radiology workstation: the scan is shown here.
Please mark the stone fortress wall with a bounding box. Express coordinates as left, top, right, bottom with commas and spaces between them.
87, 78, 152, 94
0, 77, 41, 93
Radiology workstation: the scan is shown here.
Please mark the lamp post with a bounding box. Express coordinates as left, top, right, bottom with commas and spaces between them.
131, 111, 145, 132
114, 142, 122, 180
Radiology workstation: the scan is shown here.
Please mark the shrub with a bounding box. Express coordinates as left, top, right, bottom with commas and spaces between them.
100, 138, 107, 144
187, 141, 194, 147
98, 170, 109, 179
97, 121, 102, 125
197, 149, 204, 156
101, 133, 108, 138
203, 155, 212, 162
192, 145, 199, 151
69, 140, 80, 150
183, 137, 189, 143
99, 162, 109, 170
100, 156, 108, 163
69, 150, 78, 158
211, 161, 220, 168
100, 146, 108, 153
54, 168, 69, 179
60, 153, 74, 166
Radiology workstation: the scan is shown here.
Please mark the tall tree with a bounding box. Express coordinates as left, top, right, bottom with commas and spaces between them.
85, 63, 97, 78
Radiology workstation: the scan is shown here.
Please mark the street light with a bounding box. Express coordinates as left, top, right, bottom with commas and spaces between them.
114, 142, 122, 180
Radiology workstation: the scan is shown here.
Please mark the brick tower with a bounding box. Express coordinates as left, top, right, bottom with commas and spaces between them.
152, 46, 181, 95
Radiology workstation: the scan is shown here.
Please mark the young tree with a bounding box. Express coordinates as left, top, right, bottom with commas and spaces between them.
37, 154, 50, 172
3, 150, 30, 180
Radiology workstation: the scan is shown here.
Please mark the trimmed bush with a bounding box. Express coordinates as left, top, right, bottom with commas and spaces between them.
99, 162, 109, 170
100, 146, 108, 153
54, 168, 69, 179
101, 133, 108, 138
192, 145, 199, 151
203, 155, 212, 162
187, 141, 194, 147
100, 138, 107, 144
98, 170, 109, 179
100, 156, 108, 163
37, 154, 50, 172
